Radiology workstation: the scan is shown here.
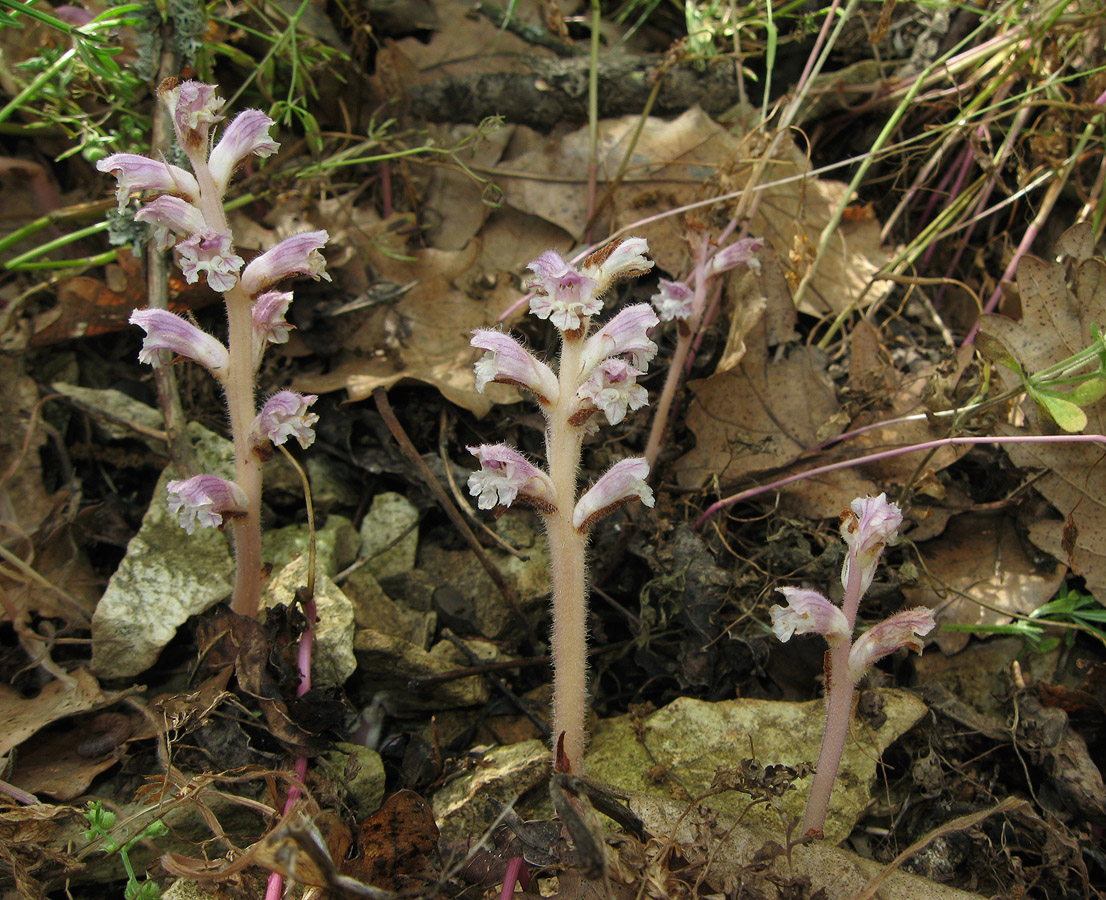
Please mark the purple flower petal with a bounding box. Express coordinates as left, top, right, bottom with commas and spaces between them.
573, 457, 653, 531
166, 474, 247, 534
209, 109, 279, 194
769, 587, 850, 645
96, 153, 200, 210
848, 607, 935, 682
241, 231, 330, 297
467, 444, 556, 513
471, 329, 558, 403
129, 308, 228, 376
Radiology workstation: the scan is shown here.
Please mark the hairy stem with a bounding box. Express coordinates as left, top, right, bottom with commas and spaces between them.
545, 333, 589, 773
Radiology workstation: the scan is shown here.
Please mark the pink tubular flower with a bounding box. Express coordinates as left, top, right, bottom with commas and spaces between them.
166, 474, 248, 534
527, 250, 601, 332
177, 230, 245, 293
240, 230, 330, 297
581, 304, 659, 372
573, 457, 654, 531
710, 236, 765, 276
584, 237, 654, 293
209, 109, 280, 194
577, 357, 648, 426
129, 308, 229, 377
471, 329, 558, 404
769, 587, 850, 645
467, 444, 557, 513
840, 493, 903, 595
847, 607, 936, 683
134, 195, 207, 250
161, 79, 225, 150
250, 390, 319, 453
95, 154, 200, 211
252, 291, 294, 360
651, 279, 696, 322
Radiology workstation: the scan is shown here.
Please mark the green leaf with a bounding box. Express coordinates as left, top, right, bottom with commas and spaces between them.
1031, 386, 1088, 432
1068, 377, 1106, 407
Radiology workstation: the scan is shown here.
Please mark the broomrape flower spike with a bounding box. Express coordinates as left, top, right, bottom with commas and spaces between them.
770, 493, 935, 839
468, 239, 655, 775
99, 79, 327, 619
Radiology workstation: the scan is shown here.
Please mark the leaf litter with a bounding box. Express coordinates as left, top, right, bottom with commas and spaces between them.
1, 3, 1105, 899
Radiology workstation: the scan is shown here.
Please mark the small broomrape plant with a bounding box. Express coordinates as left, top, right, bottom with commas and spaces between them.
469, 239, 657, 774
770, 494, 935, 838
97, 80, 327, 619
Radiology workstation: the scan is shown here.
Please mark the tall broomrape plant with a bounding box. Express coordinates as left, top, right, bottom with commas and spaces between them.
98, 80, 326, 618
468, 239, 657, 774
771, 494, 935, 838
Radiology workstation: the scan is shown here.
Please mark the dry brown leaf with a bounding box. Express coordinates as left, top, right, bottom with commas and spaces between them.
978, 236, 1106, 602
295, 205, 569, 415
903, 514, 1065, 654
0, 670, 121, 768
498, 106, 892, 316
673, 317, 878, 518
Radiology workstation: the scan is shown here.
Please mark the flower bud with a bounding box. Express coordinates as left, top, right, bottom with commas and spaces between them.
251, 291, 294, 365
583, 237, 654, 293
467, 444, 557, 513
769, 587, 850, 645
472, 329, 559, 404
240, 231, 330, 297
160, 79, 225, 151
710, 236, 764, 276
209, 109, 280, 195
840, 493, 903, 596
847, 607, 935, 683
166, 474, 248, 534
129, 308, 229, 377
573, 457, 653, 531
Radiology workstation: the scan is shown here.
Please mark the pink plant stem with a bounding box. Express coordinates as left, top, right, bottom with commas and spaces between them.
801, 545, 865, 836
500, 856, 531, 900
545, 334, 589, 773
694, 433, 1106, 529
265, 596, 317, 900
920, 145, 974, 270
644, 237, 711, 467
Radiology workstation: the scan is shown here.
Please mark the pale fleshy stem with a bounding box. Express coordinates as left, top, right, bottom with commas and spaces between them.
801, 537, 866, 837
545, 333, 589, 774
190, 152, 264, 618
223, 281, 264, 618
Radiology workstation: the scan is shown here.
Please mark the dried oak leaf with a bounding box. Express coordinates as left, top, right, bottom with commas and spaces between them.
673, 315, 878, 519
978, 228, 1106, 603
342, 789, 442, 893
902, 514, 1065, 654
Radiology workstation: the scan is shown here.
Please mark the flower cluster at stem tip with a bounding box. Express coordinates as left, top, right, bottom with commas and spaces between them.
770, 494, 936, 682
467, 239, 659, 528
98, 79, 326, 533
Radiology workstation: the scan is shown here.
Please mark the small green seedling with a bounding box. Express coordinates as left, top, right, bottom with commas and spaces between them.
82, 800, 169, 900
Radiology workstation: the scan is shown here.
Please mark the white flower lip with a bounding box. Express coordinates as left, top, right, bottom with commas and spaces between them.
166, 474, 247, 534
250, 390, 319, 452
466, 444, 556, 512
769, 587, 850, 645
651, 279, 696, 322
577, 357, 648, 426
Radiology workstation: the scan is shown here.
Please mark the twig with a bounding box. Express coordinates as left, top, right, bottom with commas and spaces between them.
372, 388, 534, 641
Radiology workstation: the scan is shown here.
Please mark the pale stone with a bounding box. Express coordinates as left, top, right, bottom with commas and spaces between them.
359, 492, 418, 578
